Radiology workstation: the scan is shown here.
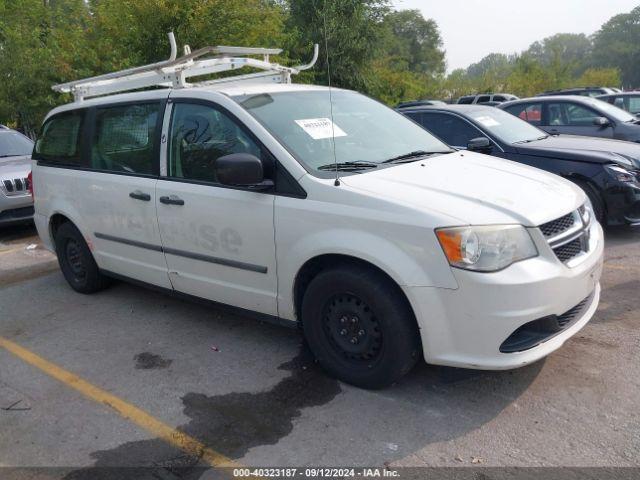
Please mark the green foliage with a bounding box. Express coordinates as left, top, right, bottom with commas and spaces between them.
286, 0, 391, 92
578, 68, 621, 88
0, 0, 637, 133
592, 6, 640, 89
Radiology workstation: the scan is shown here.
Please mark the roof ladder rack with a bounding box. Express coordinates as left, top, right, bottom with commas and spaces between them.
53, 33, 319, 102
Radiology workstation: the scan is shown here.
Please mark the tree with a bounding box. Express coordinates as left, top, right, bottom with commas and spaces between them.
592, 6, 640, 88
525, 33, 592, 78
380, 9, 445, 76
577, 68, 621, 88
286, 0, 390, 92
0, 0, 93, 136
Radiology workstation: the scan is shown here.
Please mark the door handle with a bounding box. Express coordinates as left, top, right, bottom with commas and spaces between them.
159, 195, 185, 206
129, 190, 151, 201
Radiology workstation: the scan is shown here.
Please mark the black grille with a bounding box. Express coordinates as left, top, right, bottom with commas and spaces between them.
500, 292, 595, 353
540, 212, 575, 238
14, 178, 23, 190
554, 237, 584, 263
3, 179, 13, 192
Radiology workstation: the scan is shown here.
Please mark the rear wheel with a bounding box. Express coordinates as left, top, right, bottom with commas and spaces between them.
301, 264, 421, 389
572, 179, 605, 224
54, 222, 110, 294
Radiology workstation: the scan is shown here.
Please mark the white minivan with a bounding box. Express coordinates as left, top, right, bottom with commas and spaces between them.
31, 52, 603, 388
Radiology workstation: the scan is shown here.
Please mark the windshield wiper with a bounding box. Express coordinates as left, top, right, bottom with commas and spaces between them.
381, 150, 451, 164
513, 135, 549, 145
317, 161, 379, 172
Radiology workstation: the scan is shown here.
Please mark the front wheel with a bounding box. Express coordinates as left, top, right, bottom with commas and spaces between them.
301, 264, 421, 389
54, 222, 111, 294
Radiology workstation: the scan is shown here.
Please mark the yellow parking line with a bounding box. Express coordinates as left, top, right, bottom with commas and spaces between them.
0, 336, 240, 468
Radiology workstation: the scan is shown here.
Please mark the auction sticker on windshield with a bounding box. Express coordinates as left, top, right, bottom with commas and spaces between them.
295, 118, 347, 140
474, 116, 501, 128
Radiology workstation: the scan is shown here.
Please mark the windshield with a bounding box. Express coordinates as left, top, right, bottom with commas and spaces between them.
586, 97, 637, 122
234, 90, 453, 175
467, 108, 548, 144
0, 131, 34, 158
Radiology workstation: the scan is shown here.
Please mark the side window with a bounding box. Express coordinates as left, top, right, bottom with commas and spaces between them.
169, 103, 264, 184
404, 112, 423, 124
565, 104, 600, 125
420, 113, 483, 148
91, 103, 161, 174
613, 97, 626, 109
34, 111, 83, 165
477, 95, 491, 104
492, 95, 506, 102
628, 97, 640, 114
458, 96, 474, 105
505, 103, 542, 125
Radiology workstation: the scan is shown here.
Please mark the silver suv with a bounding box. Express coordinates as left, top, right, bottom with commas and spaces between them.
0, 125, 34, 226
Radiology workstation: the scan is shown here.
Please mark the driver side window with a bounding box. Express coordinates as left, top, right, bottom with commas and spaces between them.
420, 113, 483, 148
169, 103, 264, 184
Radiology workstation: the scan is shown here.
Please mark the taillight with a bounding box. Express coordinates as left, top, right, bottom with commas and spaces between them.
27, 171, 34, 197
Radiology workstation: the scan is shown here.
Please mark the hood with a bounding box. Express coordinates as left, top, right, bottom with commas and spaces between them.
341, 151, 584, 227
517, 135, 640, 169
0, 155, 31, 178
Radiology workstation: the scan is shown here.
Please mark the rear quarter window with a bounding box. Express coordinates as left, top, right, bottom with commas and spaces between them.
34, 111, 84, 165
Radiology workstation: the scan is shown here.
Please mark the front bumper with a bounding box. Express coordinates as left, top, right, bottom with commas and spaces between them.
0, 193, 33, 226
404, 220, 604, 370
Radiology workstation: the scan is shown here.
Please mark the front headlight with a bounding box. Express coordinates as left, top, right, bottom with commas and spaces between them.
604, 164, 637, 183
436, 225, 538, 272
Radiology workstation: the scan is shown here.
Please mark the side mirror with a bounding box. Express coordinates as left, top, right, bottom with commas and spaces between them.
215, 153, 272, 190
593, 117, 610, 127
467, 137, 492, 153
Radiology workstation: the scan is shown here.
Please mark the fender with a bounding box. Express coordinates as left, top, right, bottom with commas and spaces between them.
277, 228, 459, 321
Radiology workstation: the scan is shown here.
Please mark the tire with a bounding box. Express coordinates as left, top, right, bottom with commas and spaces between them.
301, 264, 421, 389
54, 222, 110, 294
572, 179, 605, 224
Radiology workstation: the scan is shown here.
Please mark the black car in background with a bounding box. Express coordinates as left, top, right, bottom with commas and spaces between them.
499, 96, 640, 142
598, 92, 640, 116
537, 87, 620, 97
398, 104, 640, 226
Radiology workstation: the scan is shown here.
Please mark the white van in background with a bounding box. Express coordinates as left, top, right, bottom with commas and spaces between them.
31, 43, 603, 388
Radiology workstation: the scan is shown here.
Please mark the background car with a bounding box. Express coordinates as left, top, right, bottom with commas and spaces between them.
598, 92, 640, 116
537, 87, 619, 97
457, 93, 518, 105
0, 125, 34, 226
396, 99, 446, 109
499, 96, 640, 142
398, 104, 640, 226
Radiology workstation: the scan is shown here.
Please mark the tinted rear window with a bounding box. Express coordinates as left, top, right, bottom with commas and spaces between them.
34, 111, 83, 165
91, 103, 160, 174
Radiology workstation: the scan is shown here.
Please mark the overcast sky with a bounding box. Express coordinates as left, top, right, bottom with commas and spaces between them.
391, 0, 639, 72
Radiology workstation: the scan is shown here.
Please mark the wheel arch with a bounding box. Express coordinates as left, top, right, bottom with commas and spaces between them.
292, 253, 417, 328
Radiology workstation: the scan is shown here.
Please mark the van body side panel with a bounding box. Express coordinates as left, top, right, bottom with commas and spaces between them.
155, 181, 278, 316
76, 172, 171, 288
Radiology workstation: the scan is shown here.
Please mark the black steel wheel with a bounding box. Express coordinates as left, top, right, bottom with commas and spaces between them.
302, 263, 421, 389
55, 222, 111, 294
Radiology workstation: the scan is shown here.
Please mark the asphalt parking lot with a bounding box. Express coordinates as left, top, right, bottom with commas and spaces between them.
0, 224, 639, 477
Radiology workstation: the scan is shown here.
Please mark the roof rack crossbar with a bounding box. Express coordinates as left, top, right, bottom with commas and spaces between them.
52, 34, 318, 102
